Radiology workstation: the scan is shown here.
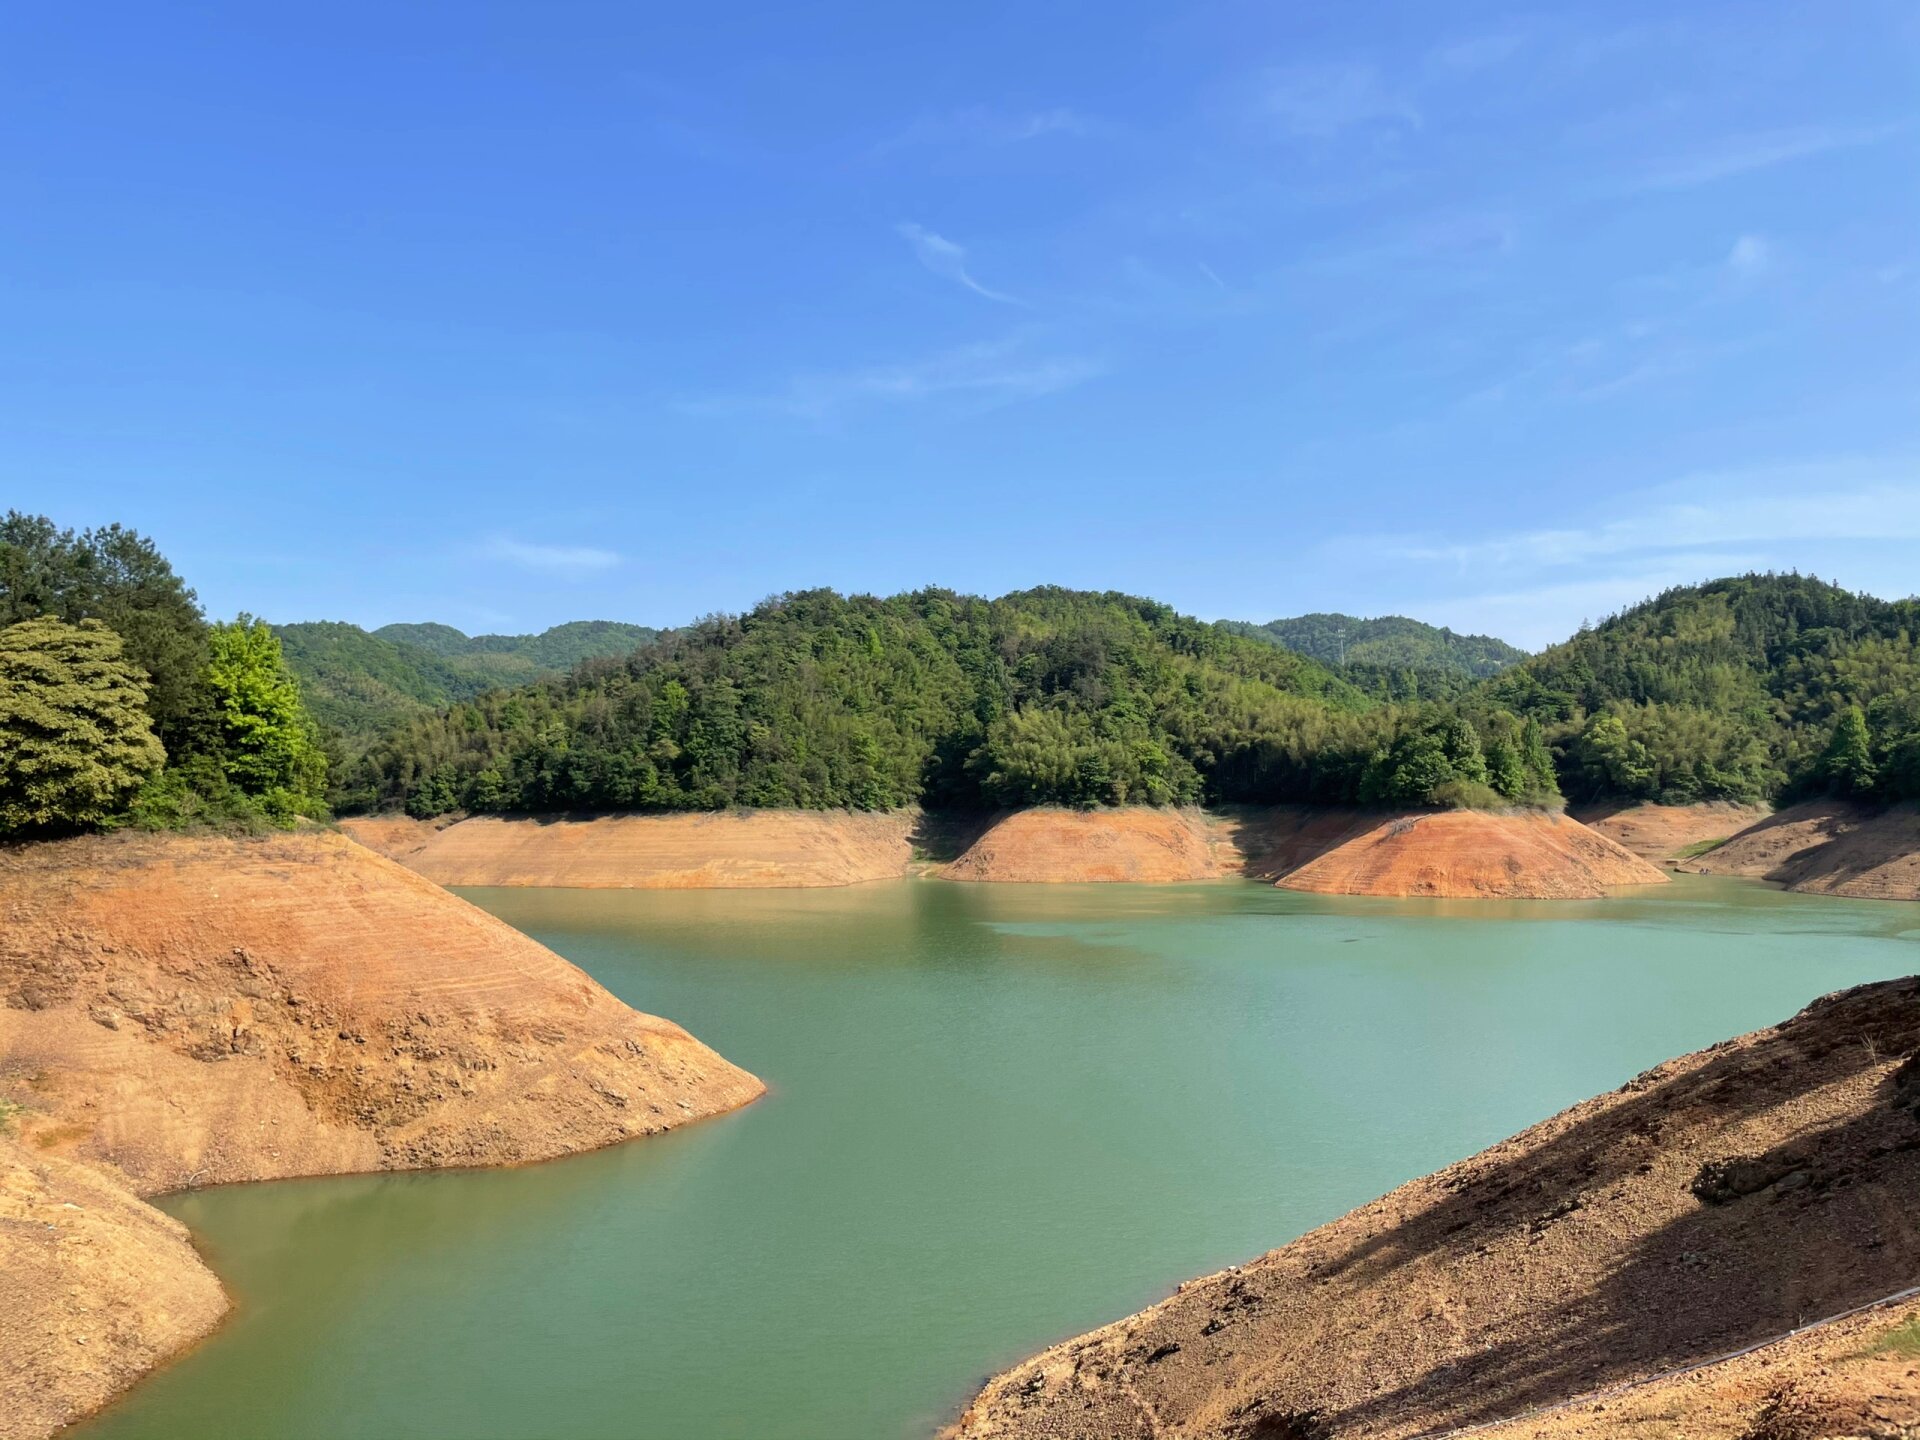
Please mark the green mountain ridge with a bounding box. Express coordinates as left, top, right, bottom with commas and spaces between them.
345, 574, 1920, 819
275, 619, 658, 739
1222, 612, 1527, 701
339, 586, 1560, 817
1488, 573, 1920, 805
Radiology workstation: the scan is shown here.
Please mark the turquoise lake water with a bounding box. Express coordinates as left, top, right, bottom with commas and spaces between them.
77, 875, 1920, 1439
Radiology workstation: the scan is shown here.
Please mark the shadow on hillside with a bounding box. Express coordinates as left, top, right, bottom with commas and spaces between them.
908, 810, 1001, 864
1213, 805, 1380, 883
1701, 800, 1920, 894
1282, 978, 1920, 1435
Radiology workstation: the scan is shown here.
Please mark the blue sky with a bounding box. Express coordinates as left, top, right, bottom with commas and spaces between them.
4, 1, 1916, 648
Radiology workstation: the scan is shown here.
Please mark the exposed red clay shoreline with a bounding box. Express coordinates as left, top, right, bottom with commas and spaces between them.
1687, 800, 1920, 902
1574, 801, 1772, 865
339, 809, 917, 889
936, 808, 1237, 884
1264, 808, 1667, 899
350, 806, 1670, 899
0, 831, 762, 1440
946, 977, 1920, 1440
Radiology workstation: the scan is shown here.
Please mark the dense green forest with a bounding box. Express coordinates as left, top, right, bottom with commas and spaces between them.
1223, 612, 1526, 701
1488, 574, 1920, 804
0, 513, 328, 834
8, 509, 1915, 831
341, 587, 1559, 816
350, 574, 1920, 818
275, 619, 657, 737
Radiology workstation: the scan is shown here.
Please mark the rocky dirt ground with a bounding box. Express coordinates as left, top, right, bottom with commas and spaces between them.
1265, 809, 1667, 899
0, 830, 762, 1438
350, 805, 1674, 899
947, 977, 1920, 1440
339, 808, 919, 888
1576, 802, 1774, 866
1688, 803, 1920, 903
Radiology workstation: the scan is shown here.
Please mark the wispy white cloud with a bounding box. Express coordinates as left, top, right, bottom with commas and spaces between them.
896, 222, 1021, 304
1388, 463, 1920, 572
876, 106, 1102, 153
1325, 458, 1920, 646
1725, 233, 1771, 281
1632, 123, 1900, 190
482, 537, 624, 575
681, 335, 1104, 422
1252, 62, 1419, 139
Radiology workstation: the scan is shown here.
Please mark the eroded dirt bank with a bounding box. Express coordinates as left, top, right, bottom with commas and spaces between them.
1471, 1296, 1920, 1440
0, 831, 763, 1437
937, 808, 1237, 883
1688, 800, 1920, 902
947, 977, 1920, 1439
339, 809, 918, 888
356, 806, 1671, 898
1574, 800, 1772, 865
1265, 808, 1668, 899
0, 1136, 227, 1440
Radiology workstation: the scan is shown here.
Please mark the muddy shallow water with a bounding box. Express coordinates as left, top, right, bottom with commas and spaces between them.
77, 876, 1920, 1440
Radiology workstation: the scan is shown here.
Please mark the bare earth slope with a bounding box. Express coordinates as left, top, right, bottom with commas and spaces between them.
938, 809, 1236, 883
0, 831, 763, 1437
948, 977, 1920, 1440
0, 1136, 226, 1440
0, 831, 764, 1191
1574, 801, 1772, 865
350, 807, 1669, 898
1271, 809, 1667, 899
1472, 1297, 1920, 1440
1690, 801, 1920, 902
339, 810, 917, 888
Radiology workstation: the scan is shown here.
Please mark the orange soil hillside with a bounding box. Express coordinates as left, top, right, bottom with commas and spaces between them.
1272, 809, 1667, 899
1, 1137, 226, 1440
0, 831, 763, 1438
339, 809, 917, 888
1573, 801, 1771, 864
937, 808, 1236, 883
1689, 800, 1920, 902
947, 977, 1920, 1440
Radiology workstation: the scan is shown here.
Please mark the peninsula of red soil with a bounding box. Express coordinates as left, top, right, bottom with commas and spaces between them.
359, 805, 1670, 898
1688, 800, 1920, 902
0, 831, 762, 1439
937, 808, 1236, 883
1574, 800, 1772, 865
339, 809, 917, 888
1266, 808, 1668, 899
947, 977, 1920, 1440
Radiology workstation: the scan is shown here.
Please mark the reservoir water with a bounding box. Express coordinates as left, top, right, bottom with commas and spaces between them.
78, 876, 1920, 1439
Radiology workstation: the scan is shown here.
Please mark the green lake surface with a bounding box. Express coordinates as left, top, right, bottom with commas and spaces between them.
78, 876, 1920, 1440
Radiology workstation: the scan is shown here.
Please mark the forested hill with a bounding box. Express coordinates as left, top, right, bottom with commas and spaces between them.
1223, 613, 1525, 699
1484, 574, 1920, 805
345, 586, 1569, 816
275, 620, 657, 738
344, 574, 1920, 819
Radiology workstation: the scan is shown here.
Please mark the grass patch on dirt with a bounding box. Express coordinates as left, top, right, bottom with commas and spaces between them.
1868, 1313, 1920, 1358
1674, 836, 1733, 859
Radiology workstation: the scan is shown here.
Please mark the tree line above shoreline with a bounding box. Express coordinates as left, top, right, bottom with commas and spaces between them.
4, 510, 1917, 836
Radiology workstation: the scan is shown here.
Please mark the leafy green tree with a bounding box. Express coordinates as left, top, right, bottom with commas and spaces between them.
205, 616, 328, 819
0, 617, 165, 834
1815, 705, 1876, 796
0, 513, 212, 755
1519, 716, 1559, 798
1572, 713, 1656, 800
1485, 733, 1527, 800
